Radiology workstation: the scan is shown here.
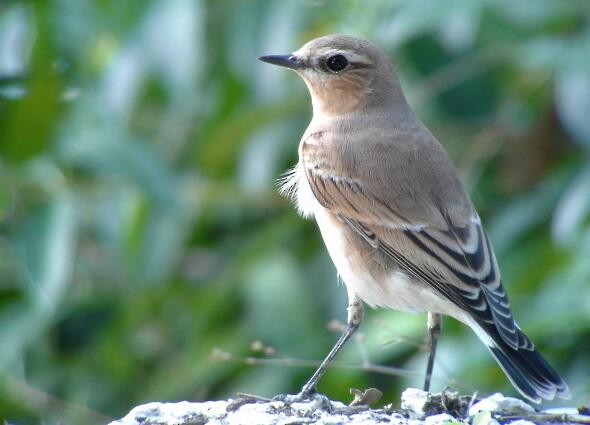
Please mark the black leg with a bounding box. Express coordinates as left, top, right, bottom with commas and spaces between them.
423, 312, 442, 392
298, 298, 364, 397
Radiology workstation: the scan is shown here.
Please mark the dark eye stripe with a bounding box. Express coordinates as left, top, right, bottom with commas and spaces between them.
349, 62, 373, 69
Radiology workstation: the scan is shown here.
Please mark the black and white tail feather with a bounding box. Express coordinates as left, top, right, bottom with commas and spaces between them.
390, 222, 570, 403
400, 220, 570, 403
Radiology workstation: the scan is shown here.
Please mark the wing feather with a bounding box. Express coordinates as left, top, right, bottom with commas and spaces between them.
303, 154, 527, 350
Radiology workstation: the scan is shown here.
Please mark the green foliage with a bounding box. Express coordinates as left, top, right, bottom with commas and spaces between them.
1, 1, 589, 423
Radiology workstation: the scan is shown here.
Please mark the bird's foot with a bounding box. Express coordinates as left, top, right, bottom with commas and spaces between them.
272, 389, 332, 411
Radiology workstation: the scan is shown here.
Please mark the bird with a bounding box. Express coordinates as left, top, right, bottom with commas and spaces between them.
258, 34, 570, 403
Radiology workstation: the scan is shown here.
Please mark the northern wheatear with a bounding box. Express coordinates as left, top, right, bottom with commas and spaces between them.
258, 34, 569, 403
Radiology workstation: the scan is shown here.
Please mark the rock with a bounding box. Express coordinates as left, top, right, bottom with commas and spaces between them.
112, 390, 582, 425
400, 387, 473, 419
471, 410, 500, 425
109, 400, 225, 425
424, 413, 459, 425
505, 420, 536, 425
400, 388, 430, 418
468, 393, 535, 417
109, 397, 410, 425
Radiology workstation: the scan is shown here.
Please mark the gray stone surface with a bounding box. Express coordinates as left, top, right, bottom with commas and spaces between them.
109, 389, 587, 425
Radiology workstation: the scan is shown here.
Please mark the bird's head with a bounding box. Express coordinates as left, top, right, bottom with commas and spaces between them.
258, 34, 406, 117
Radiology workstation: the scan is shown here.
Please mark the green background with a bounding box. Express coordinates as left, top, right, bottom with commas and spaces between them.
1, 1, 589, 423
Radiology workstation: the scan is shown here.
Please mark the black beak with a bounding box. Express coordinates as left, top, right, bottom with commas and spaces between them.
257, 54, 303, 70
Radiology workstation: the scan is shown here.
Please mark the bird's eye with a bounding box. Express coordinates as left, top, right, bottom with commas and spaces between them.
326, 54, 348, 72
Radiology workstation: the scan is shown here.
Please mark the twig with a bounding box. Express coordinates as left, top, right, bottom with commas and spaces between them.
215, 352, 421, 379
235, 392, 272, 402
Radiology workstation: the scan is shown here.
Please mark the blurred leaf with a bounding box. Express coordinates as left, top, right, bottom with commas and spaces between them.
0, 192, 75, 369
17, 195, 75, 307
197, 102, 300, 177
552, 164, 590, 245
0, 3, 64, 163
496, 0, 586, 28
519, 30, 590, 74
0, 4, 32, 100
488, 171, 568, 253
59, 128, 182, 208
379, 0, 484, 48
555, 72, 590, 150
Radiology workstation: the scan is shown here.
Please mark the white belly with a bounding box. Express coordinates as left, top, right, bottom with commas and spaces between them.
288, 165, 458, 315
315, 206, 458, 314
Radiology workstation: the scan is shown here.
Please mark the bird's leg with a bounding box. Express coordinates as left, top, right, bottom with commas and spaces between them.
423, 312, 442, 392
297, 298, 364, 398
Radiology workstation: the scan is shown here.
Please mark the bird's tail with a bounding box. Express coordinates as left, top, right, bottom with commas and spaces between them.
471, 322, 570, 403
